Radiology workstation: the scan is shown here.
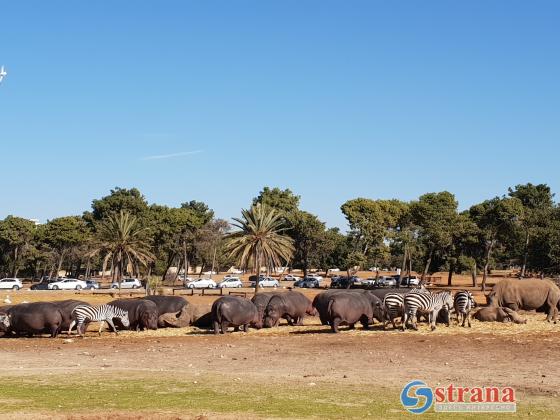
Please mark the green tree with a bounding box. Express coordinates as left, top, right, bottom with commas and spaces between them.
508, 183, 555, 277
253, 187, 300, 215
37, 216, 90, 277
469, 197, 524, 291
288, 210, 327, 278
0, 216, 36, 277
410, 191, 459, 280
445, 212, 480, 286
341, 199, 408, 276
90, 211, 154, 290
85, 187, 149, 223
193, 219, 230, 276
226, 204, 294, 293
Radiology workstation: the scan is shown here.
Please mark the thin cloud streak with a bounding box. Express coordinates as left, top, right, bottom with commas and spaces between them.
141, 150, 204, 161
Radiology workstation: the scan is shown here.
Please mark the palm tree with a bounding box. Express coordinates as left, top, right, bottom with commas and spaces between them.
227, 204, 294, 293
90, 211, 154, 292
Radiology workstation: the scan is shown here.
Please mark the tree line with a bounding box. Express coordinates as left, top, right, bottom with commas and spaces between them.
0, 183, 558, 291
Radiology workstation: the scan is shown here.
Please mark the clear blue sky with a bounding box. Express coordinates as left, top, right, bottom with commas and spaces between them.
1, 1, 558, 229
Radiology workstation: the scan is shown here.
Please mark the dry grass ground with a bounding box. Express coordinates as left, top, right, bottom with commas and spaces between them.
1, 272, 559, 419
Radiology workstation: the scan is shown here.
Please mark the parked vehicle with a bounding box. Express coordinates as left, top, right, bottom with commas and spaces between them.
250, 277, 279, 288
85, 279, 100, 290
294, 277, 321, 288
186, 278, 217, 289
229, 268, 244, 275
48, 278, 88, 290
400, 276, 421, 286
0, 278, 23, 291
329, 276, 361, 289
217, 277, 243, 288
30, 278, 58, 290
306, 274, 324, 282
202, 270, 217, 276
282, 274, 300, 282
362, 278, 378, 287
111, 278, 143, 289
376, 276, 397, 287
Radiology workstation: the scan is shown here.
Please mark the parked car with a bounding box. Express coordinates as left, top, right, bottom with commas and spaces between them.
48, 278, 88, 290
250, 277, 279, 288
400, 276, 421, 286
85, 279, 100, 290
223, 274, 240, 279
31, 278, 58, 290
186, 278, 217, 289
217, 277, 243, 288
376, 276, 397, 287
229, 269, 244, 275
294, 277, 321, 288
111, 278, 143, 289
283, 274, 300, 282
329, 276, 361, 289
362, 278, 378, 287
0, 278, 23, 291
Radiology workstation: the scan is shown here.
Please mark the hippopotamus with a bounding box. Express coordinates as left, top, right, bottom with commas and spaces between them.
326, 292, 383, 333
313, 289, 365, 325
263, 291, 316, 328
487, 279, 560, 322
143, 295, 189, 327
0, 302, 63, 338
52, 300, 89, 331
211, 296, 259, 334
474, 306, 527, 324
251, 292, 279, 328
314, 290, 384, 326
108, 298, 159, 330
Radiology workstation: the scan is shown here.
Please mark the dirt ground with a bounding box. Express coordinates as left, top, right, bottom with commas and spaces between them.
1, 273, 560, 419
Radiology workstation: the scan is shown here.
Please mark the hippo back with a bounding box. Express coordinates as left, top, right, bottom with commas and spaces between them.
143, 295, 188, 316
52, 300, 89, 330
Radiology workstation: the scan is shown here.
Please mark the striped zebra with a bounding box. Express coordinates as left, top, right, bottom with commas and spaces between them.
68, 304, 130, 336
454, 290, 476, 327
383, 293, 404, 329
402, 291, 453, 331
382, 288, 429, 329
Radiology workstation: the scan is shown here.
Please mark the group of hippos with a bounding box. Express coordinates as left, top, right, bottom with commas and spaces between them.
0, 278, 558, 338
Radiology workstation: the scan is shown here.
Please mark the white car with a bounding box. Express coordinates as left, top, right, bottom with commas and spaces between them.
229, 269, 244, 275
217, 277, 243, 288
250, 277, 279, 288
283, 274, 300, 282
48, 278, 88, 290
111, 278, 143, 289
0, 278, 23, 291
186, 278, 217, 289
306, 274, 323, 282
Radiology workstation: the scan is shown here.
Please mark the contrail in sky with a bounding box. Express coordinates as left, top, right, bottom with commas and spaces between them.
141, 150, 204, 161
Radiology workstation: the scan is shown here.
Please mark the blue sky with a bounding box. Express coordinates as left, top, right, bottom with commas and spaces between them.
0, 1, 558, 229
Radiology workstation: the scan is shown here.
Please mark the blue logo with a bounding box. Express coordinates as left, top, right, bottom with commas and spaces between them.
400, 380, 433, 414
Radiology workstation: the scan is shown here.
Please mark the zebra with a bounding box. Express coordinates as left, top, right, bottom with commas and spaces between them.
382, 288, 430, 329
454, 290, 476, 327
383, 293, 404, 329
402, 291, 454, 331
68, 304, 130, 337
